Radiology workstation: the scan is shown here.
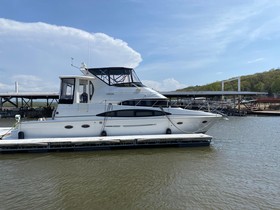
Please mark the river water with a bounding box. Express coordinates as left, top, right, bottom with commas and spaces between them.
0, 117, 279, 209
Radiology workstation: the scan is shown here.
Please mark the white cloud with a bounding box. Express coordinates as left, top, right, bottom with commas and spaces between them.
10, 75, 58, 92
249, 16, 280, 41
0, 18, 142, 92
143, 78, 188, 91
0, 82, 8, 89
142, 0, 280, 62
247, 58, 264, 64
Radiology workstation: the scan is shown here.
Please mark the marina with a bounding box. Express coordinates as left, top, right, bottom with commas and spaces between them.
0, 66, 278, 153
1, 2, 280, 209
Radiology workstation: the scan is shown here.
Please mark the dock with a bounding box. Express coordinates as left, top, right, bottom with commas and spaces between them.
0, 133, 212, 153
249, 110, 280, 116
0, 92, 58, 118
0, 92, 58, 108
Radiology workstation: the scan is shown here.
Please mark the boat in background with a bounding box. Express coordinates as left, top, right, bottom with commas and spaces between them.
3, 64, 222, 140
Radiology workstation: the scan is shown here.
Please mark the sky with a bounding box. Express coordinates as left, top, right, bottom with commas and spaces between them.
1, 0, 280, 92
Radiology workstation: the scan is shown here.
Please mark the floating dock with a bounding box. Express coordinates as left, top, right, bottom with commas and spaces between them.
0, 133, 212, 153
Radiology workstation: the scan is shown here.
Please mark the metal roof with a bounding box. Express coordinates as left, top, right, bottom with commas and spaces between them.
0, 92, 59, 99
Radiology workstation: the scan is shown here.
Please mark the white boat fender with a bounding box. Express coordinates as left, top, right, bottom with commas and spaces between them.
166, 128, 172, 134
18, 131, 25, 139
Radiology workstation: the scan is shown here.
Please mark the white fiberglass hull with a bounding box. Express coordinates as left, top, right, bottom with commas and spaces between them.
8, 114, 220, 139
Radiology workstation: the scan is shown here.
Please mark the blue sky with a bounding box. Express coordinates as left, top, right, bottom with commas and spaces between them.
1, 0, 280, 92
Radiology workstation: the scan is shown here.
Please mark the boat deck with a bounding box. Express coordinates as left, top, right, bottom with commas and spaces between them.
0, 133, 212, 153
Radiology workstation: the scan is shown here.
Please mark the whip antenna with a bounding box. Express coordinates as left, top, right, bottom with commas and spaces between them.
70, 57, 79, 70
71, 58, 89, 75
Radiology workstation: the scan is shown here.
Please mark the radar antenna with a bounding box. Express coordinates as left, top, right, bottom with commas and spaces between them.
80, 62, 89, 75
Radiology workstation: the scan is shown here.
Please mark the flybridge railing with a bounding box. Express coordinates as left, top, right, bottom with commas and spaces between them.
169, 99, 239, 115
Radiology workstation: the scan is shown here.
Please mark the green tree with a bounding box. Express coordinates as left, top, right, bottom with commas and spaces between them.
177, 68, 280, 94
271, 79, 280, 94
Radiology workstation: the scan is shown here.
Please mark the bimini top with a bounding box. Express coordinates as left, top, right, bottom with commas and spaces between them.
87, 67, 145, 87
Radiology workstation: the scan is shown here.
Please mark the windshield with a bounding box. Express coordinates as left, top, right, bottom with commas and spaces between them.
87, 67, 145, 87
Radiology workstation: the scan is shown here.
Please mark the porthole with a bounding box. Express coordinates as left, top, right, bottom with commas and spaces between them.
65, 125, 73, 129
81, 124, 90, 128
202, 121, 208, 124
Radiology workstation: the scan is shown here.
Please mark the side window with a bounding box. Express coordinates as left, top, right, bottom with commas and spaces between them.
79, 79, 89, 103
97, 109, 171, 117
89, 81, 94, 100
135, 110, 153, 117
59, 78, 75, 104
116, 110, 134, 117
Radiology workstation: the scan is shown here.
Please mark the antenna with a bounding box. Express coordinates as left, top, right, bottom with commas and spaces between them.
70, 57, 79, 70
71, 58, 89, 75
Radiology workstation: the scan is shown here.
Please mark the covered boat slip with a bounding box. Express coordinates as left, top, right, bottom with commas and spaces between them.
0, 133, 212, 153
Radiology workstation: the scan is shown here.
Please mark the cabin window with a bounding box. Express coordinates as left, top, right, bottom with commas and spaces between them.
119, 99, 169, 107
135, 110, 153, 117
96, 109, 171, 117
116, 110, 134, 117
78, 79, 94, 103
79, 79, 88, 103
59, 78, 75, 104
89, 81, 94, 100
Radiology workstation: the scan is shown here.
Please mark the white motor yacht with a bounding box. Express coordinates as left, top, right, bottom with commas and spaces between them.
7, 65, 222, 139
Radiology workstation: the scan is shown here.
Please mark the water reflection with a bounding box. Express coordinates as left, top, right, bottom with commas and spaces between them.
1, 117, 280, 209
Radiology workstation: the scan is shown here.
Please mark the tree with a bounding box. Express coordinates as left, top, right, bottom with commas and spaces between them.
271, 79, 280, 94
177, 68, 280, 94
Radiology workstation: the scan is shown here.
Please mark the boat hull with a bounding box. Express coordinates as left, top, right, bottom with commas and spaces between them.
8, 115, 220, 139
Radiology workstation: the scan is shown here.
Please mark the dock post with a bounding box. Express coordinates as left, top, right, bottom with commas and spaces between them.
0, 96, 2, 111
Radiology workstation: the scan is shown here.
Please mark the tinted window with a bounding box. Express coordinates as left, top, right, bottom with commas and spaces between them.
119, 99, 169, 107
97, 109, 170, 117
87, 67, 144, 87
59, 78, 75, 104
135, 110, 153, 117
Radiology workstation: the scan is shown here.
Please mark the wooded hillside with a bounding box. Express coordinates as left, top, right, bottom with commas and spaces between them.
178, 68, 280, 95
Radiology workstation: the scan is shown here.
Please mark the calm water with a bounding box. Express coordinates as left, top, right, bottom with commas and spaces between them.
0, 117, 279, 209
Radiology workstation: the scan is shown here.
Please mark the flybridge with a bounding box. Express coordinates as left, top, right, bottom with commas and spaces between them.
87, 67, 145, 87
